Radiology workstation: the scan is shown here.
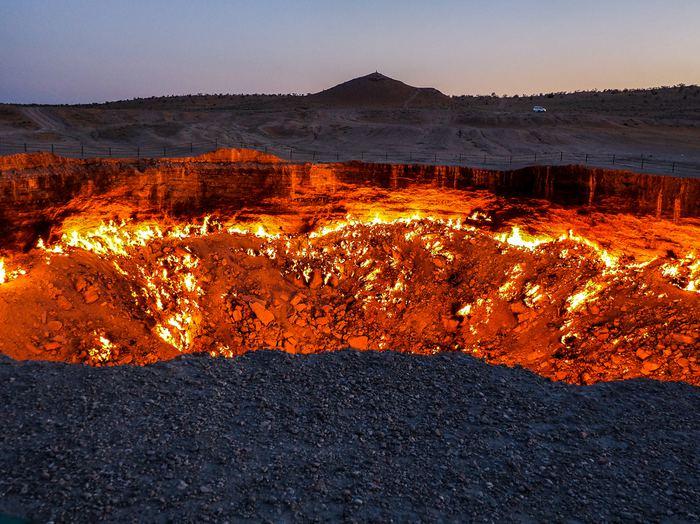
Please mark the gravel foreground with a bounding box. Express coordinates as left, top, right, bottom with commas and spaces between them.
0, 351, 698, 523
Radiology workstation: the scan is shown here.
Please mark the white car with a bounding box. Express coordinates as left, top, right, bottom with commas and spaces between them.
533, 106, 547, 113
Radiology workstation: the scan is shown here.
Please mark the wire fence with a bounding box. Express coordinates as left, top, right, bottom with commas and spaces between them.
1, 138, 698, 178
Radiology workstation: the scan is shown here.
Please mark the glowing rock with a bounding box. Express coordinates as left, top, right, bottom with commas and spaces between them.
250, 302, 275, 326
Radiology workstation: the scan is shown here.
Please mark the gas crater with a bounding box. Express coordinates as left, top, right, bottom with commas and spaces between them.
0, 149, 698, 385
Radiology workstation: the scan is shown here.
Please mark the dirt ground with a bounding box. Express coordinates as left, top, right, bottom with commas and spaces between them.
2, 75, 699, 164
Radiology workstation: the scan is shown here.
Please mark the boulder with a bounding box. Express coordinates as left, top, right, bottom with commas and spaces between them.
83, 287, 100, 304
347, 335, 369, 350
250, 302, 275, 326
636, 348, 652, 360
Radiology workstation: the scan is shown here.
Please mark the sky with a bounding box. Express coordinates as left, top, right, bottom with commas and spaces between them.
1, 0, 699, 104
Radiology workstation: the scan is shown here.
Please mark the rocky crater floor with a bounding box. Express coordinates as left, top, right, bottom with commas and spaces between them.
0, 350, 698, 523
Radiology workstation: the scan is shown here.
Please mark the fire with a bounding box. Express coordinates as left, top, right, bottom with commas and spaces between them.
494, 226, 621, 272
0, 204, 695, 387
61, 221, 165, 256
456, 304, 472, 316
661, 253, 700, 294
0, 258, 26, 285
495, 226, 551, 251
561, 230, 618, 270
498, 264, 524, 300
566, 280, 605, 312
523, 283, 544, 307
89, 331, 116, 364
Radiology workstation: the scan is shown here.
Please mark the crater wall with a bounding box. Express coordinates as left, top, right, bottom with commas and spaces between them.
1, 150, 698, 251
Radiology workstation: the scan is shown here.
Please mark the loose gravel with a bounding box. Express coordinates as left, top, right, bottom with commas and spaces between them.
0, 350, 698, 522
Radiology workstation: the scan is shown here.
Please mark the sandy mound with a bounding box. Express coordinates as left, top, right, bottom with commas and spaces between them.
184, 148, 285, 164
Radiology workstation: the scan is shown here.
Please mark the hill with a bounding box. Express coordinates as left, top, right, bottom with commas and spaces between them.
308, 72, 450, 108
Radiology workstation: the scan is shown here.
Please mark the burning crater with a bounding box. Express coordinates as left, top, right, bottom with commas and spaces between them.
0, 150, 698, 385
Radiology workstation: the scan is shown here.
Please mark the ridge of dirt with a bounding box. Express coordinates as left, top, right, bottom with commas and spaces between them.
0, 148, 285, 170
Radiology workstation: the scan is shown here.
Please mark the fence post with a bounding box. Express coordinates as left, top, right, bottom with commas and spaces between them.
585, 154, 588, 164
434, 153, 437, 163
289, 148, 293, 160
672, 162, 676, 173
409, 152, 412, 162
163, 146, 166, 157
215, 139, 218, 150
137, 146, 140, 159
190, 142, 193, 154
641, 156, 644, 170
560, 151, 563, 162
24, 143, 27, 153
51, 144, 54, 154
336, 152, 339, 161
534, 153, 537, 164
361, 152, 364, 161
385, 152, 388, 162
312, 151, 316, 162
612, 154, 615, 165
109, 147, 112, 157
459, 153, 462, 163
509, 155, 512, 165
81, 144, 84, 158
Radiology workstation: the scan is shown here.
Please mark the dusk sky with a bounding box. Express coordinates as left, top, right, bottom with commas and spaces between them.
1, 0, 699, 104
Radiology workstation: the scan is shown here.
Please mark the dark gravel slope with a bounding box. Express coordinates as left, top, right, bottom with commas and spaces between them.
0, 351, 698, 523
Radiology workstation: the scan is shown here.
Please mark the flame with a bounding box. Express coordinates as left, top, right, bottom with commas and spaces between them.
561, 230, 618, 270
468, 211, 491, 222
89, 331, 116, 364
566, 280, 605, 312
0, 258, 26, 285
456, 304, 472, 316
498, 263, 524, 299
22, 209, 698, 384
495, 226, 551, 251
661, 253, 700, 293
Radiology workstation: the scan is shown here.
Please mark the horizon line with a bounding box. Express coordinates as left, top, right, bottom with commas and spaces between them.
2, 82, 698, 107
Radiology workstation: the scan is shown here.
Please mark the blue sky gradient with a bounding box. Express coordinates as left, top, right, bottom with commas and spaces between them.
1, 0, 699, 103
